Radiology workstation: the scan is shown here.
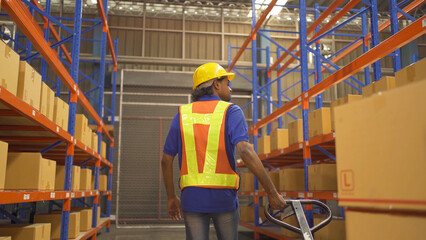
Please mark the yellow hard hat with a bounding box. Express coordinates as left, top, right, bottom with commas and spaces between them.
193, 63, 235, 90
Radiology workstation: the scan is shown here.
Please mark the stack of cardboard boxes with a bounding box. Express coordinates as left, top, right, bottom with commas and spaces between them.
335, 58, 426, 239
0, 223, 51, 240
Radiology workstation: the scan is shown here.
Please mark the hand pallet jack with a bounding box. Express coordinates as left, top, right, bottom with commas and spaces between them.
265, 200, 332, 240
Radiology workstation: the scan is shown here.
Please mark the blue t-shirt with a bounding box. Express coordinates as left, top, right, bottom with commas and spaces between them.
163, 95, 249, 213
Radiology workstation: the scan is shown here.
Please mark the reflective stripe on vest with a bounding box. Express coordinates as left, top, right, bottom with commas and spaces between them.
179, 100, 239, 190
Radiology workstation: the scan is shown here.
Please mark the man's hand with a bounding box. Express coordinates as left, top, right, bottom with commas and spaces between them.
167, 197, 182, 221
267, 192, 286, 210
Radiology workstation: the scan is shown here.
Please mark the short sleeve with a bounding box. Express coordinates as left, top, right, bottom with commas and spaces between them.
226, 104, 249, 145
163, 113, 180, 156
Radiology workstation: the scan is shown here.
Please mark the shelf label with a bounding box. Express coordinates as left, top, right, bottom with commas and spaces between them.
306, 141, 309, 146
423, 18, 426, 27
74, 139, 77, 145
307, 192, 313, 198
77, 90, 80, 96
82, 192, 85, 197
56, 126, 59, 132
85, 146, 87, 151
0, 88, 2, 95
298, 192, 305, 198
50, 193, 55, 198
32, 110, 36, 116
304, 92, 308, 98
282, 192, 287, 197
90, 191, 93, 195
299, 143, 303, 149
298, 97, 302, 102
71, 193, 75, 198
333, 132, 336, 138
23, 194, 30, 200
333, 193, 338, 198
66, 193, 70, 198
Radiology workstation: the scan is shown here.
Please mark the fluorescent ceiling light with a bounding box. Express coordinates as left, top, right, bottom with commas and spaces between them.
255, 0, 288, 16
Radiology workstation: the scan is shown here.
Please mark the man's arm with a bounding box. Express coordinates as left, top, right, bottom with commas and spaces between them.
237, 141, 286, 210
161, 153, 182, 220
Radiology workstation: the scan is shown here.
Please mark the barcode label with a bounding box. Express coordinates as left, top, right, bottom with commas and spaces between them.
307, 192, 313, 198
66, 193, 70, 198
82, 192, 85, 197
50, 193, 55, 198
298, 192, 305, 198
71, 193, 75, 198
333, 193, 338, 198
423, 18, 426, 27
90, 191, 93, 195
32, 110, 36, 116
23, 194, 30, 200
56, 126, 59, 132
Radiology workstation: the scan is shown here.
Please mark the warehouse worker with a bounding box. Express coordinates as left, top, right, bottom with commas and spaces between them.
161, 62, 285, 240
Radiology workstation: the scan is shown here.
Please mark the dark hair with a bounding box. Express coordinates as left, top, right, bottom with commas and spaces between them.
191, 77, 225, 102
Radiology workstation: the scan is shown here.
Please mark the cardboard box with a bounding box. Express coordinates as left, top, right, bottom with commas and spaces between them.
35, 212, 80, 239
101, 141, 107, 158
0, 141, 7, 190
75, 114, 89, 145
41, 158, 56, 191
80, 168, 92, 190
40, 82, 55, 121
313, 217, 345, 240
55, 165, 81, 191
270, 128, 289, 151
395, 57, 426, 87
281, 215, 300, 238
0, 40, 20, 97
0, 223, 51, 240
257, 135, 270, 155
279, 168, 305, 192
335, 80, 426, 211
97, 206, 101, 225
239, 206, 265, 223
99, 174, 108, 191
0, 237, 11, 240
240, 172, 254, 192
330, 95, 362, 131
5, 153, 53, 190
362, 82, 375, 98
288, 119, 304, 145
92, 132, 98, 151
345, 210, 426, 240
17, 61, 41, 110
72, 208, 92, 231
308, 164, 337, 191
374, 76, 396, 93
259, 171, 279, 191
53, 97, 69, 131
308, 107, 331, 139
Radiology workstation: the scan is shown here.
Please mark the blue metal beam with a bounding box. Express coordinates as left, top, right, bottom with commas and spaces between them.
314, 146, 336, 161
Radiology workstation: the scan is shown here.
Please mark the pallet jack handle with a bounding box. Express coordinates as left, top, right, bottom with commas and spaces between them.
265, 200, 332, 240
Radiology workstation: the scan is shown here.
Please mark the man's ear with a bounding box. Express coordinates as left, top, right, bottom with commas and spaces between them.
212, 79, 219, 90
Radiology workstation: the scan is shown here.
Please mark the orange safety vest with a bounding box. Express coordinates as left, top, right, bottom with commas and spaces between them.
179, 100, 240, 190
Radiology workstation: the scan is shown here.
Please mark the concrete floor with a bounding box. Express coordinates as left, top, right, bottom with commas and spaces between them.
96, 224, 274, 240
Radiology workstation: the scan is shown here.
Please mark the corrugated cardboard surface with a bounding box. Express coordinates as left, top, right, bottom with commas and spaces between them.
362, 82, 375, 98
288, 119, 303, 145
101, 141, 107, 158
335, 80, 426, 211
53, 97, 69, 131
80, 168, 92, 190
0, 236, 11, 240
99, 174, 108, 191
330, 95, 362, 131
280, 215, 300, 238
395, 57, 426, 87
308, 107, 331, 138
92, 132, 98, 152
0, 141, 8, 190
308, 164, 337, 191
240, 172, 254, 192
72, 208, 92, 231
239, 206, 265, 223
35, 212, 80, 239
5, 153, 44, 190
41, 159, 56, 191
345, 210, 426, 240
55, 165, 81, 191
0, 40, 20, 97
0, 223, 50, 240
257, 135, 270, 155
17, 61, 41, 111
75, 114, 88, 145
279, 168, 305, 192
313, 217, 345, 240
374, 76, 396, 93
259, 171, 279, 191
270, 128, 289, 151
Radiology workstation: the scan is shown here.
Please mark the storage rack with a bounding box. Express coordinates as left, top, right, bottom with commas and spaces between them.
0, 0, 117, 239
228, 0, 425, 239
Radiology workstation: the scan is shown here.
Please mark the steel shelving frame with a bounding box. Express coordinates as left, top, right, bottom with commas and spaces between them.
0, 0, 117, 239
228, 0, 425, 239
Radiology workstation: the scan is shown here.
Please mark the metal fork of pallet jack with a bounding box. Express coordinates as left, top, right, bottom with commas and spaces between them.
265, 200, 332, 240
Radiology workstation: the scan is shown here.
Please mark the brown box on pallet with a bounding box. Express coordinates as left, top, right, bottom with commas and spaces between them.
53, 97, 69, 130
55, 165, 81, 191
240, 172, 254, 192
308, 107, 331, 139
72, 208, 93, 231
270, 128, 288, 151
0, 141, 8, 190
395, 57, 426, 87
308, 164, 337, 191
239, 206, 265, 223
17, 61, 41, 110
374, 76, 396, 93
0, 223, 50, 240
345, 210, 426, 240
279, 168, 305, 192
313, 217, 345, 240
5, 153, 55, 190
288, 119, 304, 145
330, 95, 362, 131
99, 174, 108, 191
35, 212, 80, 239
281, 215, 300, 238
101, 141, 107, 158
362, 82, 375, 98
0, 40, 20, 97
259, 171, 279, 191
335, 80, 426, 211
75, 114, 89, 145
257, 135, 270, 155
80, 168, 92, 190
40, 82, 55, 121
